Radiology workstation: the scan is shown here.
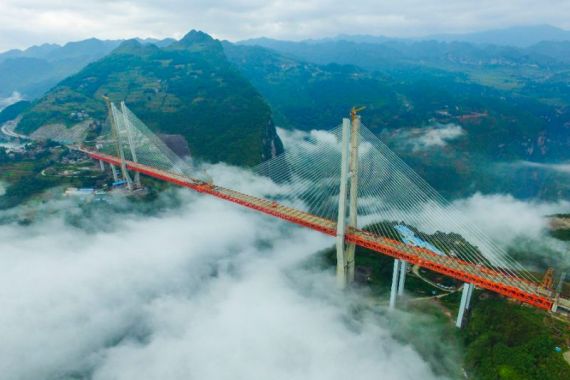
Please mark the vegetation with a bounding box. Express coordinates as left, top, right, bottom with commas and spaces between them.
18, 31, 283, 167
224, 42, 570, 199
0, 144, 107, 209
314, 233, 570, 380
0, 100, 31, 123
464, 296, 570, 380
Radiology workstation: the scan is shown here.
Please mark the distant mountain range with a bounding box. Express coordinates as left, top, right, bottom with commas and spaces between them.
243, 24, 570, 48
16, 31, 282, 166
0, 37, 176, 100
1, 26, 569, 198
424, 24, 570, 47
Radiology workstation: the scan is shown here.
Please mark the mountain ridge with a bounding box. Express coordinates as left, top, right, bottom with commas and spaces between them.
16, 30, 283, 167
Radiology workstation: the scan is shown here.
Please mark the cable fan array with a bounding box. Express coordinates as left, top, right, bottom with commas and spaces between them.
97, 102, 193, 177
251, 123, 539, 291
91, 103, 539, 292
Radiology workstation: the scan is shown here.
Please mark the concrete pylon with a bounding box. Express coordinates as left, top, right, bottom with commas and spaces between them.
109, 102, 133, 190
335, 118, 351, 288
120, 102, 141, 188
345, 115, 360, 284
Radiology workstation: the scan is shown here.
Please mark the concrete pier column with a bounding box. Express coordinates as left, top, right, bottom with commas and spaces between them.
398, 261, 407, 296
465, 283, 474, 310
456, 283, 472, 328
99, 159, 105, 171
390, 259, 401, 311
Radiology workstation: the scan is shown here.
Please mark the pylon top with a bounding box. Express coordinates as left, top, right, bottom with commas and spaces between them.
350, 106, 366, 121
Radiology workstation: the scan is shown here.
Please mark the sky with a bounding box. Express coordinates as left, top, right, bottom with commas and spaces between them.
1, 0, 570, 51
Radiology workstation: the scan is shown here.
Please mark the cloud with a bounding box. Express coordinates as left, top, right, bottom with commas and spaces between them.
388, 123, 465, 152
516, 160, 570, 174
1, 1, 570, 51
0, 165, 453, 380
1, 124, 568, 379
0, 91, 23, 111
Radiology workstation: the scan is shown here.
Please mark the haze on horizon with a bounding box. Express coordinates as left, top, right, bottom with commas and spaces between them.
1, 0, 570, 52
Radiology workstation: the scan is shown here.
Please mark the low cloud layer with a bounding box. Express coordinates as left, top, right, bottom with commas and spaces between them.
2, 125, 569, 378
0, 91, 23, 111
517, 160, 570, 174
0, 166, 452, 380
388, 123, 465, 151
1, 1, 570, 51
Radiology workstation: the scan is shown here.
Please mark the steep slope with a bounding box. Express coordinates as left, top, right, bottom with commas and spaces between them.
224, 42, 570, 199
17, 31, 282, 167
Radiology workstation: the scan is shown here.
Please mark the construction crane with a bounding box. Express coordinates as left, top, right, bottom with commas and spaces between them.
350, 106, 366, 121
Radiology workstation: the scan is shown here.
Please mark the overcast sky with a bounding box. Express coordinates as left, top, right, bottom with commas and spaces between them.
1, 0, 570, 51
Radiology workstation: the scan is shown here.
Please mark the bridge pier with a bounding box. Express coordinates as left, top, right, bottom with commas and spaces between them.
456, 283, 474, 328
398, 261, 407, 296
390, 259, 401, 310
99, 159, 105, 171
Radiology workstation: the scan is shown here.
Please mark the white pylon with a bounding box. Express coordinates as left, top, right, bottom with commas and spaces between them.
335, 118, 351, 288
346, 114, 360, 284
109, 101, 133, 190
120, 102, 141, 188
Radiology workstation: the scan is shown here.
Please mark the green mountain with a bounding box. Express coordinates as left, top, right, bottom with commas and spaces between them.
16, 31, 283, 167
223, 42, 570, 199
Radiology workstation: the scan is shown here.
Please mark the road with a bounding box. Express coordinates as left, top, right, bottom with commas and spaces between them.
412, 264, 457, 292
1, 120, 28, 140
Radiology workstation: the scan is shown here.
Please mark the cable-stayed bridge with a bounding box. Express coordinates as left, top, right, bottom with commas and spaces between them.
77, 101, 570, 327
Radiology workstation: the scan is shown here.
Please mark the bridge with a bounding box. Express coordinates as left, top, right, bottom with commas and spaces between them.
77, 101, 570, 327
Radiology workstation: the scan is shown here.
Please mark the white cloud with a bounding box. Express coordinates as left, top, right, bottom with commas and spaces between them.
1, 1, 570, 51
0, 91, 23, 111
517, 160, 570, 174
399, 123, 465, 151
0, 166, 452, 380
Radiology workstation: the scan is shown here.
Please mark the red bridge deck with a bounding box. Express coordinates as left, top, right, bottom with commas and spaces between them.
86, 150, 555, 311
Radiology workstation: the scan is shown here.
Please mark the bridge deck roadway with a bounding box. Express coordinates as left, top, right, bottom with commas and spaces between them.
85, 150, 556, 311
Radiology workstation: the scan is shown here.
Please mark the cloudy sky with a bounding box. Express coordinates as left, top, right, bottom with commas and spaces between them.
1, 0, 570, 51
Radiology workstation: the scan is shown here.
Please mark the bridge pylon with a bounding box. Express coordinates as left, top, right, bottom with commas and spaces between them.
335, 118, 351, 288
120, 102, 141, 188
336, 110, 361, 288
105, 98, 134, 190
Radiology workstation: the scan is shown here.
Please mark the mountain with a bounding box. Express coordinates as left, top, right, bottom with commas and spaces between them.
17, 31, 283, 167
0, 37, 176, 101
0, 39, 122, 100
224, 41, 570, 199
424, 25, 570, 47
